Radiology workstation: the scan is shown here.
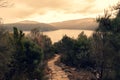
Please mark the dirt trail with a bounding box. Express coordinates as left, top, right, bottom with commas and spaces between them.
48, 54, 69, 80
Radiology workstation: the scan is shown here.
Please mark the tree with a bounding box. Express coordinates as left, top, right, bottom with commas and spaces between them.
29, 28, 54, 60
60, 35, 75, 66
74, 32, 93, 69
55, 32, 94, 69
91, 2, 120, 80
5, 27, 43, 80
91, 32, 116, 80
0, 28, 12, 79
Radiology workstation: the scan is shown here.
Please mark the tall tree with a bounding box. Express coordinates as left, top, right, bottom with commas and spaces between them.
92, 2, 120, 80
5, 27, 43, 80
0, 28, 12, 79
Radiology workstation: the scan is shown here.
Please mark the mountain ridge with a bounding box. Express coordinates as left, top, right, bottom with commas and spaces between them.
3, 18, 98, 31
16, 20, 40, 24
50, 18, 98, 30
3, 21, 57, 31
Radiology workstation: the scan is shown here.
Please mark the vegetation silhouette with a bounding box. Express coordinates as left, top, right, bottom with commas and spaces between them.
0, 1, 120, 80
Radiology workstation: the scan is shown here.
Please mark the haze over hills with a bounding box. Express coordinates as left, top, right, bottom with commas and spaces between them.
17, 20, 40, 24
3, 20, 57, 31
50, 18, 98, 30
2, 18, 99, 31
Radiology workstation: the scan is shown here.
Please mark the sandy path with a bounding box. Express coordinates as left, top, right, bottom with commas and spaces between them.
48, 54, 69, 80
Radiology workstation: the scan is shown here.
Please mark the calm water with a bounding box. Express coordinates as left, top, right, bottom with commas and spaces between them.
24, 29, 94, 43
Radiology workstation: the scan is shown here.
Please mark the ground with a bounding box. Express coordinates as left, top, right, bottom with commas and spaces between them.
48, 54, 69, 80
47, 54, 97, 80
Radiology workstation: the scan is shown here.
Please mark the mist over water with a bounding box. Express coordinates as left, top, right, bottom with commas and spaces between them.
24, 29, 94, 43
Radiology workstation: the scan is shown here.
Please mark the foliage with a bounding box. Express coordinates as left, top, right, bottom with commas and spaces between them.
74, 32, 94, 68
0, 28, 13, 79
54, 33, 94, 69
59, 35, 76, 66
5, 27, 43, 80
29, 28, 55, 60
91, 3, 120, 80
54, 3, 120, 80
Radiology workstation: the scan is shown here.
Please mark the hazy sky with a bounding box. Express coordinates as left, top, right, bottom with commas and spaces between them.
0, 0, 119, 23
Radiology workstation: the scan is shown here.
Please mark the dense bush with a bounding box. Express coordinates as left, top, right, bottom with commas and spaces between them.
29, 28, 55, 60
4, 27, 44, 80
0, 28, 13, 80
54, 33, 94, 69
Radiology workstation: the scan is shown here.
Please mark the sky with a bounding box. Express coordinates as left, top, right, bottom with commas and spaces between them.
0, 0, 119, 23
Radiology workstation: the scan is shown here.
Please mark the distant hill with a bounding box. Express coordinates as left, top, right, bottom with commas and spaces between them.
2, 18, 99, 31
50, 18, 98, 30
3, 20, 57, 31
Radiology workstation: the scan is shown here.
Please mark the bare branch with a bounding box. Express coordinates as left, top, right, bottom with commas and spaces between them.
0, 0, 13, 8
0, 0, 8, 7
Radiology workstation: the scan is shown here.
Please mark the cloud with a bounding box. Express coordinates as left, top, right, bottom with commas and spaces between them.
0, 0, 119, 23
15, 0, 71, 9
85, 0, 96, 2
63, 3, 95, 14
12, 0, 96, 15
0, 7, 34, 18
